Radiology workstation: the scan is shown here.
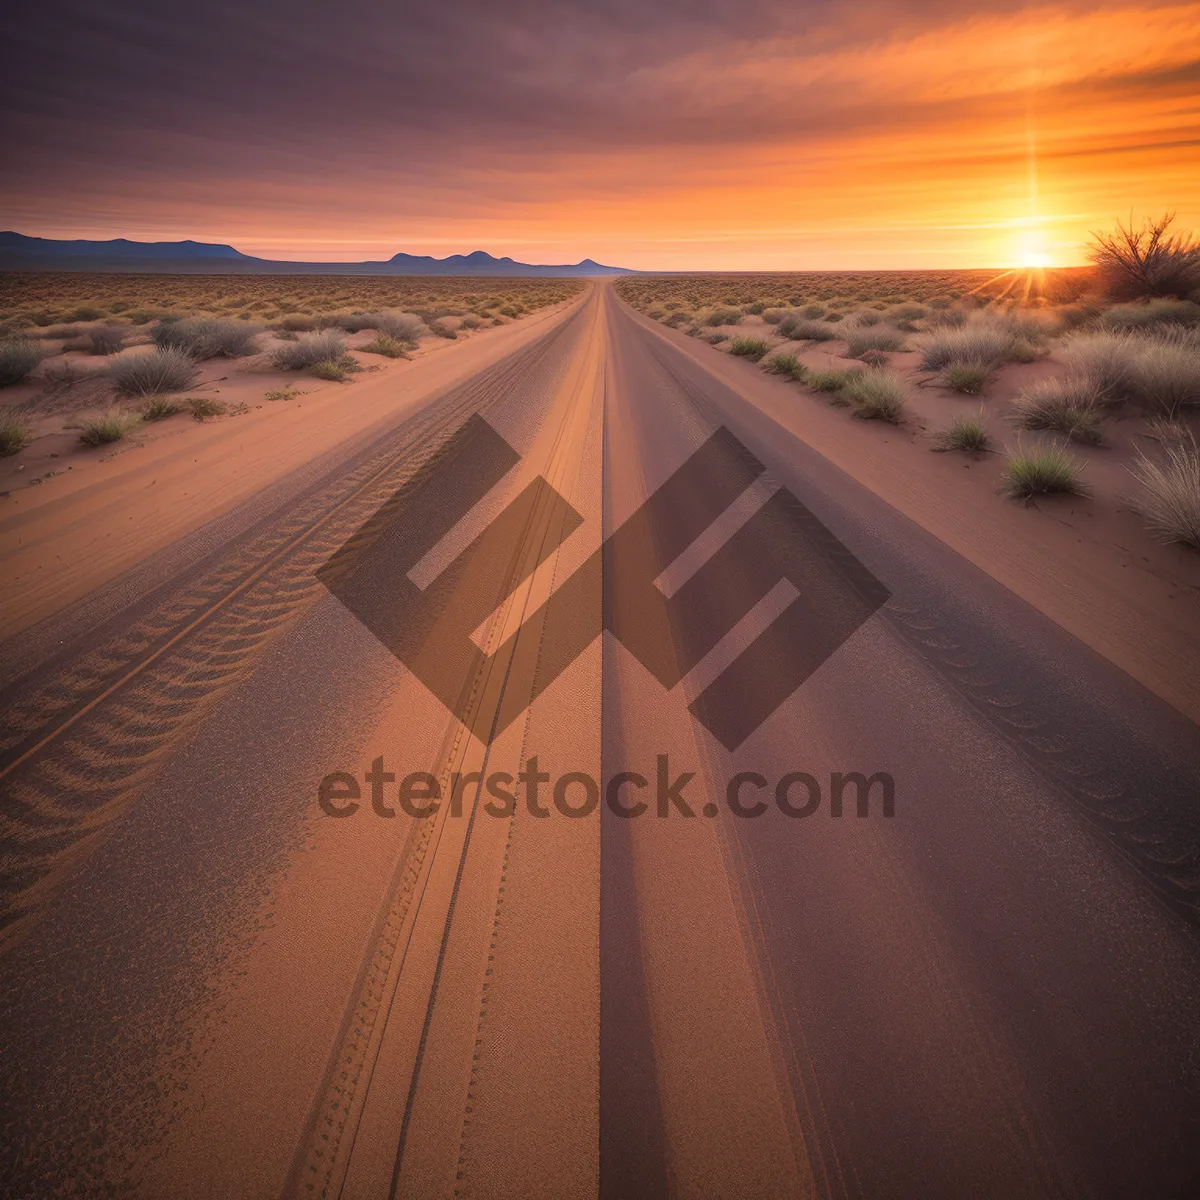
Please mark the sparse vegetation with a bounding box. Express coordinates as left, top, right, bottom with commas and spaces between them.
78, 408, 141, 446
777, 314, 839, 342
728, 335, 769, 361
706, 307, 742, 326
1002, 443, 1088, 499
1088, 214, 1200, 300
188, 397, 226, 421
0, 336, 44, 386
109, 347, 199, 396
942, 361, 992, 394
265, 387, 300, 401
0, 414, 33, 456
1129, 432, 1200, 548
933, 413, 989, 453
807, 367, 862, 392
1099, 299, 1200, 331
426, 318, 457, 340
86, 325, 128, 355
845, 326, 905, 359
843, 369, 908, 422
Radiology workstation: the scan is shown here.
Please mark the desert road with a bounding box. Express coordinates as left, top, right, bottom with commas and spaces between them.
2, 282, 1199, 1199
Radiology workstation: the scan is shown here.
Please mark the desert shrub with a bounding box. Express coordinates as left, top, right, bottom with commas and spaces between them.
762, 308, 790, 325
1088, 213, 1200, 300
188, 397, 226, 420
888, 303, 928, 322
728, 336, 769, 361
70, 305, 105, 321
361, 336, 411, 358
844, 369, 907, 422
40, 323, 88, 340
265, 388, 299, 401
153, 317, 259, 359
78, 408, 141, 445
704, 331, 728, 344
943, 361, 992, 394
87, 325, 128, 355
802, 304, 826, 319
845, 326, 905, 358
762, 352, 806, 380
824, 312, 845, 323
279, 313, 316, 331
1059, 331, 1141, 400
460, 314, 482, 330
141, 396, 181, 421
1128, 340, 1200, 415
916, 313, 1041, 372
1129, 433, 1200, 548
663, 311, 693, 328
0, 414, 33, 456
777, 314, 839, 342
847, 309, 883, 327
807, 367, 862, 392
1002, 443, 1088, 498
426, 318, 457, 340
1099, 299, 1200, 331
109, 347, 199, 396
273, 330, 347, 370
933, 413, 989, 453
1012, 378, 1105, 444
706, 307, 742, 326
0, 336, 44, 385
925, 307, 968, 328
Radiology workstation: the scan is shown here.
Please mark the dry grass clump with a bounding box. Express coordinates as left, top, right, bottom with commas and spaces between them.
309, 355, 362, 381
1012, 378, 1106, 444
140, 396, 182, 421
762, 352, 806, 380
426, 318, 457, 340
360, 336, 411, 358
1099, 299, 1200, 331
1001, 442, 1088, 499
843, 368, 908, 422
78, 407, 142, 446
728, 335, 769, 361
277, 313, 316, 331
0, 336, 44, 386
705, 307, 743, 327
153, 317, 260, 359
1129, 431, 1200, 548
777, 313, 839, 342
273, 330, 347, 370
844, 326, 906, 359
188, 397, 226, 421
0, 413, 33, 455
1088, 213, 1200, 300
1127, 339, 1200, 415
85, 325, 128, 355
1061, 330, 1200, 414
916, 311, 1047, 373
807, 367, 863, 393
942, 360, 992, 394
109, 347, 199, 396
933, 412, 989, 453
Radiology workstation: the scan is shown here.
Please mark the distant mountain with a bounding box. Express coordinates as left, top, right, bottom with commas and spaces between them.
0, 232, 634, 276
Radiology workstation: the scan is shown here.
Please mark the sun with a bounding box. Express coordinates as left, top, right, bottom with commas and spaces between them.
1018, 251, 1053, 269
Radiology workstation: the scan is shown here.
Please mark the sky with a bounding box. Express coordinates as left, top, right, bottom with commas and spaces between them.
1, 0, 1197, 270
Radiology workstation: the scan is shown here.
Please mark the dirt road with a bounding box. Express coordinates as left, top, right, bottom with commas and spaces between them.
2, 282, 1198, 1198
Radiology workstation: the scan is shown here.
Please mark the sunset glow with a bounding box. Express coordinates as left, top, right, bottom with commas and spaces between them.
2, 1, 1198, 268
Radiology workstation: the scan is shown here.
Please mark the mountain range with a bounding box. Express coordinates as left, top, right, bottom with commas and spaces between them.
0, 232, 634, 276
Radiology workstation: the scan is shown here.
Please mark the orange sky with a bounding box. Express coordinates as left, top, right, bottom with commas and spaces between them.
3, 1, 1198, 269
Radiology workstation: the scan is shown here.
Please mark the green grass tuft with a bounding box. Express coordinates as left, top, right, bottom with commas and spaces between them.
79, 408, 141, 446
1002, 442, 1088, 499
728, 335, 770, 361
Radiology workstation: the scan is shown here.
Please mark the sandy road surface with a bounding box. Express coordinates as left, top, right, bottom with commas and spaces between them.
1, 282, 1198, 1198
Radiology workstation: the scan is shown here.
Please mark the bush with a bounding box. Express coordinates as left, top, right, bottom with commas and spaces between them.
915, 313, 1042, 372
777, 314, 839, 342
845, 326, 905, 359
460, 314, 482, 330
141, 396, 181, 421
0, 413, 33, 456
86, 325, 128, 355
728, 336, 769, 361
847, 309, 883, 327
943, 361, 992, 394
1060, 331, 1141, 401
309, 357, 361, 381
762, 352, 806, 380
273, 330, 347, 370
78, 408, 141, 446
933, 413, 989, 453
1088, 213, 1200, 300
762, 308, 790, 326
109, 347, 199, 396
1130, 433, 1200, 548
153, 317, 259, 359
844, 369, 907, 422
1002, 443, 1088, 499
1012, 378, 1105, 443
427, 319, 457, 340
361, 336, 411, 359
278, 313, 317, 331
